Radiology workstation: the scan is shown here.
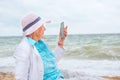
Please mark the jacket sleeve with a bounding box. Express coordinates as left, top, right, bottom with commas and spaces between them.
13, 47, 30, 80
53, 45, 65, 62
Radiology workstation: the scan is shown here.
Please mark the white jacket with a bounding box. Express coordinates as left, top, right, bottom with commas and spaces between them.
13, 38, 64, 80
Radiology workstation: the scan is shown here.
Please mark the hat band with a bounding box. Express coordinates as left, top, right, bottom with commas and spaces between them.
23, 17, 41, 32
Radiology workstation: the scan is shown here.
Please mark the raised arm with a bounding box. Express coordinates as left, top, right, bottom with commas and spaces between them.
53, 26, 68, 62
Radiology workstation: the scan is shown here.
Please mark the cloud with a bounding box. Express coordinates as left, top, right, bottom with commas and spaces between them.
0, 0, 120, 36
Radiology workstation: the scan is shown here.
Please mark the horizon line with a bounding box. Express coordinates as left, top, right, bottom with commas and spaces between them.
0, 33, 120, 37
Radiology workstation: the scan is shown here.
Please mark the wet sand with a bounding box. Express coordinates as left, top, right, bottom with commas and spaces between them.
0, 72, 120, 80
102, 76, 120, 80
0, 72, 14, 80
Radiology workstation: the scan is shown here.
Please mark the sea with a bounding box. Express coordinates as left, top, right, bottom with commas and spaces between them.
0, 34, 120, 80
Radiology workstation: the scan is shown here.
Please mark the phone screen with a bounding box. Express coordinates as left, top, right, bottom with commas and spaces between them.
60, 22, 64, 38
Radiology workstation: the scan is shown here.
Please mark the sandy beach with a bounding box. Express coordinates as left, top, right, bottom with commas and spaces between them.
102, 76, 120, 80
0, 72, 14, 80
0, 72, 120, 80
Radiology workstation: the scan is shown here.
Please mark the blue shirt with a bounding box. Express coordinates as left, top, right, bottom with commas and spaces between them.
26, 37, 64, 80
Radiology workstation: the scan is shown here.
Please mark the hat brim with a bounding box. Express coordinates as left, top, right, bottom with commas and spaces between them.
23, 19, 45, 36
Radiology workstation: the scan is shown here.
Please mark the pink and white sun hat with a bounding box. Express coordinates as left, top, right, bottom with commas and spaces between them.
21, 13, 51, 36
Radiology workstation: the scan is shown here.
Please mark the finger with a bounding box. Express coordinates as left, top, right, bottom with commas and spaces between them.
64, 29, 67, 33
64, 31, 67, 34
64, 28, 67, 34
64, 26, 68, 31
65, 26, 68, 28
65, 26, 68, 30
64, 31, 67, 36
64, 30, 67, 33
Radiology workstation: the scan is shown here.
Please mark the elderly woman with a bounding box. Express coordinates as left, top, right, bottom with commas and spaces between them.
13, 13, 67, 80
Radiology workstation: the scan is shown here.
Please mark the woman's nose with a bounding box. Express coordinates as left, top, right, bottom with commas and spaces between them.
44, 27, 46, 31
42, 26, 46, 31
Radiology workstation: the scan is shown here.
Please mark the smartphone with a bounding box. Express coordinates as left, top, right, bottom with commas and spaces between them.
60, 22, 64, 39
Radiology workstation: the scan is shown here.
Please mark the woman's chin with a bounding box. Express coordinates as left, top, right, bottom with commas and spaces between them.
41, 35, 44, 38
38, 36, 44, 40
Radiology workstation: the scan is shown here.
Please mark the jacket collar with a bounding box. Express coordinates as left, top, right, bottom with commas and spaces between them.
26, 37, 37, 46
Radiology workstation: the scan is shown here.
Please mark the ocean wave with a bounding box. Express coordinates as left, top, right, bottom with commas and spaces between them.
0, 34, 120, 60
65, 45, 120, 60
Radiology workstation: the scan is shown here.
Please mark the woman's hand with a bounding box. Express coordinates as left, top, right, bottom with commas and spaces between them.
58, 26, 68, 48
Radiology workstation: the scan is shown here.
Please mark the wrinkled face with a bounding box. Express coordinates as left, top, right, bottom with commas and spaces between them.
29, 25, 46, 41
35, 25, 46, 38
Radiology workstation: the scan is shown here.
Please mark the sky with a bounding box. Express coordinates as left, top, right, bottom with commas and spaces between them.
0, 0, 120, 36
